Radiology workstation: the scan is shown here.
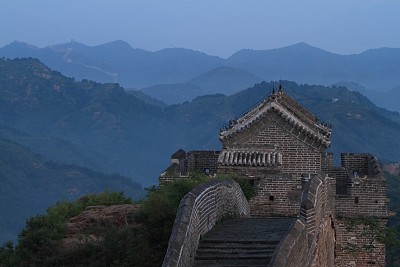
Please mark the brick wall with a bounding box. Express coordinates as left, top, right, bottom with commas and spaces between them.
340, 153, 380, 176
336, 175, 388, 218
186, 150, 220, 175
249, 174, 301, 217
334, 153, 388, 266
246, 122, 321, 176
331, 167, 350, 195
271, 174, 336, 267
159, 151, 220, 186
220, 111, 325, 217
335, 218, 387, 267
162, 179, 250, 267
223, 113, 323, 179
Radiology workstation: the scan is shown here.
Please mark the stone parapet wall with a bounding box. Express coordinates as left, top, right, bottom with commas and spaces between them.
335, 153, 388, 266
335, 218, 387, 266
186, 151, 220, 175
271, 174, 336, 267
162, 179, 250, 267
336, 175, 388, 218
330, 167, 349, 195
341, 153, 380, 176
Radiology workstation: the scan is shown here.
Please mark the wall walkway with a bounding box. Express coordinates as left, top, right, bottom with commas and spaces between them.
162, 179, 250, 267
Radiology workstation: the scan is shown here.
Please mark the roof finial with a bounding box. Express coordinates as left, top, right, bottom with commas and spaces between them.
278, 83, 283, 93
272, 84, 276, 95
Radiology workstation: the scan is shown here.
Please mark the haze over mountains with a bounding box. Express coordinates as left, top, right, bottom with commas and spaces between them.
1, 40, 400, 110
0, 137, 143, 243
2, 43, 400, 244
2, 58, 400, 185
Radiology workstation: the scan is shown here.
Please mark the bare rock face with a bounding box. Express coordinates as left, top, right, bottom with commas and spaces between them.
62, 204, 140, 249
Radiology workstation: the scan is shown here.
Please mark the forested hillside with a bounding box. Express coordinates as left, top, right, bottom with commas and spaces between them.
2, 41, 400, 112
2, 58, 400, 187
2, 57, 400, 262
0, 137, 143, 243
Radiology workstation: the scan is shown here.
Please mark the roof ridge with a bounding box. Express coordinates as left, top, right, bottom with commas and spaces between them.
220, 90, 331, 147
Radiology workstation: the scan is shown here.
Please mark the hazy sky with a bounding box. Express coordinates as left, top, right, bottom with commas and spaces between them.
1, 0, 399, 57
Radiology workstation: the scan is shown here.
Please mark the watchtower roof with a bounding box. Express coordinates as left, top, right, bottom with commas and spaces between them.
171, 149, 186, 159
220, 86, 332, 147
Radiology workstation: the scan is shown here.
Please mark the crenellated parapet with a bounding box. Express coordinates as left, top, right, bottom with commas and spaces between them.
271, 174, 336, 267
161, 85, 389, 266
162, 179, 250, 267
333, 153, 389, 266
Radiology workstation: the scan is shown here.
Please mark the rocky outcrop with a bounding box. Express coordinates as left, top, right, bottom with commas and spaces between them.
62, 204, 140, 249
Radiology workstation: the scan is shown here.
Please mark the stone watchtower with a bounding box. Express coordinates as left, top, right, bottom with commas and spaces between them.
161, 85, 389, 266
218, 85, 332, 217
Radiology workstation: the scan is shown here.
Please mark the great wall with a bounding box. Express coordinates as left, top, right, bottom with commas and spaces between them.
160, 86, 389, 267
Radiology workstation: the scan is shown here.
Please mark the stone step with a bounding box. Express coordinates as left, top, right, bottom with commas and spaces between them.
193, 256, 271, 267
199, 238, 281, 244
198, 242, 278, 250
195, 254, 271, 260
196, 248, 275, 256
193, 217, 295, 267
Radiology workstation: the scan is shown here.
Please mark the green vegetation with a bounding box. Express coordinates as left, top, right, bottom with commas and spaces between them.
0, 191, 132, 267
215, 173, 255, 200
339, 171, 400, 266
0, 175, 253, 267
1, 57, 400, 265
0, 137, 143, 244
345, 217, 398, 265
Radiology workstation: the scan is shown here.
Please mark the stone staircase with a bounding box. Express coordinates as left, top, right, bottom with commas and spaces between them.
193, 217, 295, 267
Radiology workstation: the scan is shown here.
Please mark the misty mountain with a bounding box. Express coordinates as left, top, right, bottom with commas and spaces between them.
0, 137, 143, 243
2, 58, 400, 189
141, 66, 262, 105
335, 81, 400, 113
0, 58, 172, 186
186, 66, 263, 95
125, 89, 167, 108
0, 40, 224, 88
227, 43, 400, 92
141, 83, 203, 105
2, 41, 400, 93
166, 81, 400, 164
227, 42, 346, 85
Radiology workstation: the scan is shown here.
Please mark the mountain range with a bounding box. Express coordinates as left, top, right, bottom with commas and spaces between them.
2, 58, 400, 182
1, 40, 400, 111
2, 57, 400, 244
0, 136, 143, 243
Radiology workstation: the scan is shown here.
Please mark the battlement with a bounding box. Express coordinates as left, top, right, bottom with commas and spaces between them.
334, 153, 387, 219
161, 87, 389, 266
340, 153, 380, 176
159, 150, 220, 186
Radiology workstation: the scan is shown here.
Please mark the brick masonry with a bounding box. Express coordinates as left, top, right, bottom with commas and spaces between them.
162, 179, 250, 267
271, 174, 336, 267
333, 154, 388, 267
161, 89, 389, 267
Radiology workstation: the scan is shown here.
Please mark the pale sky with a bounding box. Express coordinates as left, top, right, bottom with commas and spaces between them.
1, 0, 399, 58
